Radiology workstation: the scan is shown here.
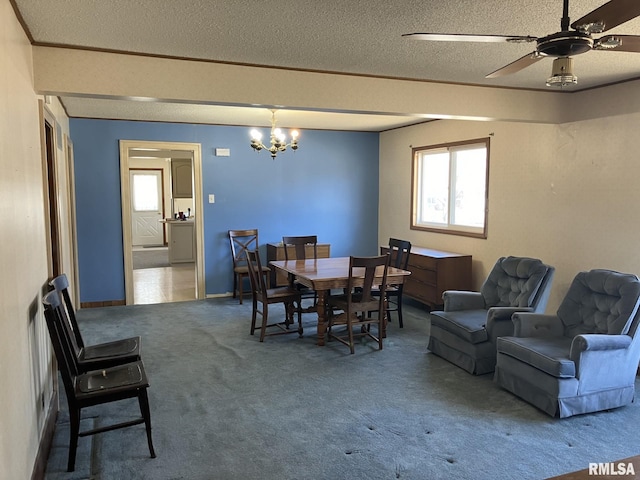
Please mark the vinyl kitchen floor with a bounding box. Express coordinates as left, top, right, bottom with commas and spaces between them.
133, 263, 195, 304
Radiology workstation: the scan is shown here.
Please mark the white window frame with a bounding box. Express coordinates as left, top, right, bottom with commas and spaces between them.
411, 138, 490, 239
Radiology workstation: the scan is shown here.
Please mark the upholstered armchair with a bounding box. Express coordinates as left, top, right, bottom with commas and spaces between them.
495, 269, 640, 418
428, 256, 555, 375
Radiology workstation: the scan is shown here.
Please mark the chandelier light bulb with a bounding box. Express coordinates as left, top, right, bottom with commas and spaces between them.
250, 129, 262, 141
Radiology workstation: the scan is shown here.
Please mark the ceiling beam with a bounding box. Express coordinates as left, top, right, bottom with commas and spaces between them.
32, 46, 578, 125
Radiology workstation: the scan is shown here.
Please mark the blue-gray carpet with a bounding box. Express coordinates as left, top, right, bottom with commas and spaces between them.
44, 298, 640, 479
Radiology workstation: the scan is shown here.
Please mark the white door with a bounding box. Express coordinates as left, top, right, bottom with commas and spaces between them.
130, 169, 164, 246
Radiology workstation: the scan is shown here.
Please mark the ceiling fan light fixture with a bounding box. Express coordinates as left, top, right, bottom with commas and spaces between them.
546, 57, 577, 87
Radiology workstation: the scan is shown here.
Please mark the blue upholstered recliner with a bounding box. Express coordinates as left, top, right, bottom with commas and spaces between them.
428, 256, 555, 375
495, 269, 640, 418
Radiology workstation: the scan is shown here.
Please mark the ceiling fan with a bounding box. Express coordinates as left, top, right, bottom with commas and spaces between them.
403, 0, 640, 86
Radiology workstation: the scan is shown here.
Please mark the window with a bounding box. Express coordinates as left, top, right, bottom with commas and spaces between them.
132, 173, 160, 212
411, 138, 489, 238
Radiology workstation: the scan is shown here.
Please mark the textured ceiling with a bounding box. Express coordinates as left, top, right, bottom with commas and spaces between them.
13, 0, 640, 130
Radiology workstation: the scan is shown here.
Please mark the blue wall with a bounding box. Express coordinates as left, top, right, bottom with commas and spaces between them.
70, 119, 380, 303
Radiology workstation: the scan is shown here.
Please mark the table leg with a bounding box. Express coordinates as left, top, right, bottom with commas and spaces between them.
316, 289, 329, 346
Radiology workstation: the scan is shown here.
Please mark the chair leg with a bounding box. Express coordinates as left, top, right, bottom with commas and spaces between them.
238, 273, 244, 304
347, 317, 355, 354
250, 297, 258, 335
382, 297, 389, 339
138, 388, 156, 458
259, 303, 268, 342
296, 300, 303, 336
284, 301, 293, 327
380, 294, 389, 323
67, 407, 81, 472
397, 295, 404, 328
233, 272, 238, 299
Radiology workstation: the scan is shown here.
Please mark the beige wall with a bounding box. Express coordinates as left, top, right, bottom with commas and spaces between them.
379, 111, 640, 312
1, 1, 72, 478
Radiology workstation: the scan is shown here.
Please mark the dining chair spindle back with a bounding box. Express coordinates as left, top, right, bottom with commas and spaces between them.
229, 229, 271, 304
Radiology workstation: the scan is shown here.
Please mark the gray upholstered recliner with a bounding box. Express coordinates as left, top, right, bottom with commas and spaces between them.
495, 269, 640, 418
428, 256, 555, 375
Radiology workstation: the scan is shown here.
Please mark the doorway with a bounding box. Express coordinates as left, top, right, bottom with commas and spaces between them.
40, 101, 81, 307
120, 140, 205, 305
43, 117, 62, 279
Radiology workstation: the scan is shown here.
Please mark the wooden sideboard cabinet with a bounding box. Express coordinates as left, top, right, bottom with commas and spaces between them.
382, 245, 471, 309
267, 243, 331, 286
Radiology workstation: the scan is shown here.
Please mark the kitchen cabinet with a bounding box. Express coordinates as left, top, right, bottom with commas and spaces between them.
168, 221, 195, 263
171, 159, 193, 198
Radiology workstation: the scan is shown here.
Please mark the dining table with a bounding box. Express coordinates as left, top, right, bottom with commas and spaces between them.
269, 256, 411, 346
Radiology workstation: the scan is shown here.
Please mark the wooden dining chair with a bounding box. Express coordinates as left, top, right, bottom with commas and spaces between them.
42, 290, 156, 472
327, 254, 390, 354
50, 274, 141, 370
282, 235, 318, 261
374, 238, 411, 328
229, 229, 271, 304
246, 249, 303, 342
282, 235, 318, 312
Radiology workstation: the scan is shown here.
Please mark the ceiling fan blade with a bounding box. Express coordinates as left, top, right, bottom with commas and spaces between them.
485, 52, 544, 78
595, 34, 640, 52
402, 33, 537, 43
571, 0, 640, 33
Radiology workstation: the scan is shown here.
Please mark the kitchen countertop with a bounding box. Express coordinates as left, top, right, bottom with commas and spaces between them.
160, 218, 195, 223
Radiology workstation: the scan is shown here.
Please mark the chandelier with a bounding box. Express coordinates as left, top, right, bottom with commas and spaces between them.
250, 109, 299, 159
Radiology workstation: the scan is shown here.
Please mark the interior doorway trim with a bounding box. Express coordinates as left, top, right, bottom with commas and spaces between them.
119, 140, 205, 304
40, 103, 62, 280
63, 134, 81, 307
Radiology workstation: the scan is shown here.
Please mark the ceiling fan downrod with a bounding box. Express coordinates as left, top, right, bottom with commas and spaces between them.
537, 0, 593, 58
561, 0, 570, 31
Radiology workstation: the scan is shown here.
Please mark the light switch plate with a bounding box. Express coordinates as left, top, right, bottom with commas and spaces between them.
215, 148, 230, 157
208, 194, 215, 204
